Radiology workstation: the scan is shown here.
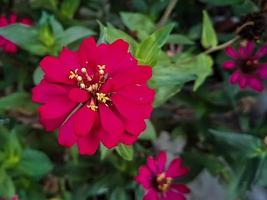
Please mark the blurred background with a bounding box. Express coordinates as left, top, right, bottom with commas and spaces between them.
0, 0, 267, 199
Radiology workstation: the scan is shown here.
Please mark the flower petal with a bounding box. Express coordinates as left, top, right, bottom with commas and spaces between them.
99, 104, 124, 138
74, 105, 97, 137
39, 98, 76, 131
257, 64, 267, 79
156, 151, 167, 172
163, 191, 186, 200
135, 165, 153, 189
99, 128, 121, 148
229, 71, 241, 84
112, 94, 153, 120
166, 158, 188, 178
124, 119, 146, 136
58, 115, 77, 147
78, 37, 98, 67
238, 75, 248, 89
32, 79, 69, 104
119, 132, 138, 145
77, 130, 99, 155
147, 156, 157, 173
59, 47, 80, 68
248, 77, 264, 92
255, 44, 267, 59
68, 88, 90, 103
117, 84, 155, 105
222, 61, 236, 70
225, 46, 239, 59
40, 56, 73, 84
170, 184, 191, 193
143, 189, 158, 200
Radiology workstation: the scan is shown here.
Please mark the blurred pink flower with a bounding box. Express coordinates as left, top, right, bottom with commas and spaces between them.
32, 37, 154, 155
223, 40, 267, 92
0, 195, 19, 200
0, 13, 32, 53
135, 151, 190, 200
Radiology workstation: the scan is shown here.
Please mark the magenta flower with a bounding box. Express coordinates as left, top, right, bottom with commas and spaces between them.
32, 37, 154, 155
135, 151, 190, 200
223, 40, 267, 92
0, 13, 32, 53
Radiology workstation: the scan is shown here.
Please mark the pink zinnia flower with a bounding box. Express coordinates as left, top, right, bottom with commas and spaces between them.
0, 13, 32, 53
135, 152, 190, 200
32, 37, 154, 155
223, 40, 267, 92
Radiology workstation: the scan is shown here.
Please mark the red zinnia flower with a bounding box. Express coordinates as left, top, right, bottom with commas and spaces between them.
223, 40, 267, 92
32, 37, 154, 155
135, 151, 190, 200
0, 13, 32, 53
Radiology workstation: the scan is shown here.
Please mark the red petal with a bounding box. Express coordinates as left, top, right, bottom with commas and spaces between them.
99, 104, 124, 139
112, 94, 153, 120
166, 158, 188, 178
78, 37, 98, 67
143, 189, 158, 200
40, 56, 72, 84
74, 105, 97, 137
39, 98, 76, 131
170, 184, 190, 194
156, 151, 167, 172
77, 131, 100, 155
99, 128, 120, 148
59, 47, 80, 68
117, 84, 155, 105
58, 115, 77, 147
68, 88, 90, 103
32, 79, 69, 104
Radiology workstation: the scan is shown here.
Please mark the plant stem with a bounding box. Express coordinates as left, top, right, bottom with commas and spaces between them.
203, 36, 240, 55
157, 0, 178, 27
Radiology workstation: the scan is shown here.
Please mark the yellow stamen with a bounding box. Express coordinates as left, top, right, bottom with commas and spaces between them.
87, 100, 98, 111
96, 93, 111, 104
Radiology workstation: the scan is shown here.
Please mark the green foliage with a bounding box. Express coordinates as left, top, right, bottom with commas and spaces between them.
201, 10, 218, 49
0, 0, 266, 199
115, 144, 134, 161
17, 149, 53, 179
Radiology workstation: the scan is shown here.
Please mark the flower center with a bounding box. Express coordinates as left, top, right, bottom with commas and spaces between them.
239, 59, 259, 74
154, 173, 173, 192
69, 64, 111, 111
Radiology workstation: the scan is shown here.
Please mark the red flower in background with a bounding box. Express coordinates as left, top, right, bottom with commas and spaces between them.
0, 13, 32, 53
135, 151, 190, 200
0, 195, 18, 200
32, 37, 154, 155
223, 40, 267, 92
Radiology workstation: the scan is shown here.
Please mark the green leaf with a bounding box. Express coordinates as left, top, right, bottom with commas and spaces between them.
33, 67, 44, 85
57, 26, 95, 46
49, 15, 64, 35
135, 23, 174, 65
120, 12, 155, 39
152, 54, 213, 106
201, 10, 218, 48
210, 129, 263, 158
100, 23, 138, 53
228, 157, 266, 200
139, 120, 157, 141
115, 144, 134, 161
100, 144, 112, 160
0, 24, 48, 55
60, 0, 81, 19
0, 92, 35, 113
0, 170, 15, 198
17, 149, 53, 178
110, 188, 130, 200
30, 0, 58, 10
167, 34, 194, 45
199, 0, 244, 6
